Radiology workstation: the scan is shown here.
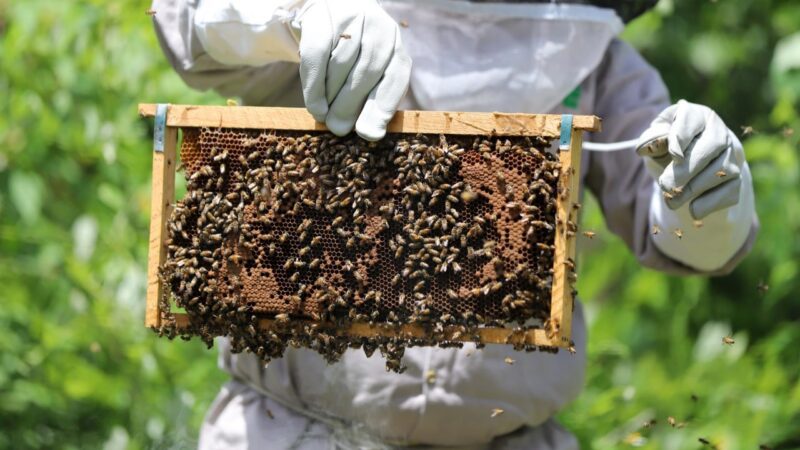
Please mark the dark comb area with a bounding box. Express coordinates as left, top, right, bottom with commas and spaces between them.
156, 128, 562, 372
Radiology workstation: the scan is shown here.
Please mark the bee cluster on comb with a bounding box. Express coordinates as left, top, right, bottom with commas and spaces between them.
148, 109, 584, 373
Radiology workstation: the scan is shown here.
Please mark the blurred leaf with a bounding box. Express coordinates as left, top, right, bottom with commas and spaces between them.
8, 172, 43, 224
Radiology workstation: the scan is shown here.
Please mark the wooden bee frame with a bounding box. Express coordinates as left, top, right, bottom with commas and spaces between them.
140, 104, 600, 348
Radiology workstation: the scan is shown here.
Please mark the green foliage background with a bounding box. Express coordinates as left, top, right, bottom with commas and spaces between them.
0, 0, 797, 448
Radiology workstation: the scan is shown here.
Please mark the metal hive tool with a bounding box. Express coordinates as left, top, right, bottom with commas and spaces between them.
140, 105, 600, 371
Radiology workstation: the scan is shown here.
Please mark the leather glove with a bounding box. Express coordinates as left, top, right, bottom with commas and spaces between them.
294, 0, 412, 140
636, 100, 756, 271
636, 99, 745, 220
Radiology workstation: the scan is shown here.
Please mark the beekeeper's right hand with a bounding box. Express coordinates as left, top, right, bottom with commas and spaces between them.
294, 0, 411, 140
194, 0, 411, 141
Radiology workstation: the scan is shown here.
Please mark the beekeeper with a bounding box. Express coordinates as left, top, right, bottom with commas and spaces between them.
152, 0, 759, 448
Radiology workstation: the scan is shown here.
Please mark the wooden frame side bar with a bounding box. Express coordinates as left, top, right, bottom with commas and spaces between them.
138, 104, 601, 137
548, 129, 583, 346
145, 126, 178, 328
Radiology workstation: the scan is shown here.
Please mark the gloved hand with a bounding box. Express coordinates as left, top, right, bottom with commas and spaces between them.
293, 0, 412, 140
636, 99, 745, 219
635, 100, 756, 272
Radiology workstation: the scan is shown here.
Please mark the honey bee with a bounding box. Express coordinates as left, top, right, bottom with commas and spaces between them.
715, 170, 727, 178
693, 219, 704, 228
226, 99, 238, 106
673, 228, 683, 239
652, 224, 661, 235
741, 125, 755, 137
504, 357, 515, 365
145, 9, 157, 16
425, 370, 436, 384
642, 419, 656, 429
567, 345, 577, 355
667, 416, 676, 427
582, 231, 596, 239
460, 190, 478, 203
757, 280, 769, 295
399, 19, 409, 28
490, 408, 504, 418
722, 335, 735, 345
663, 191, 674, 200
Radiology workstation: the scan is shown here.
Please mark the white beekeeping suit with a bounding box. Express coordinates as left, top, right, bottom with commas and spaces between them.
151, 1, 758, 448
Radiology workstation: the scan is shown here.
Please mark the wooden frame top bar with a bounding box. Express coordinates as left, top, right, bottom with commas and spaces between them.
138, 104, 601, 137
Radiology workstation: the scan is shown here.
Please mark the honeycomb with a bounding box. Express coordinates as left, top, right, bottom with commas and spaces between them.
157, 127, 563, 371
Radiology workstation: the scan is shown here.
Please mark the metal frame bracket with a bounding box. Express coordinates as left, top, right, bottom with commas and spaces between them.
153, 103, 169, 153
559, 114, 573, 151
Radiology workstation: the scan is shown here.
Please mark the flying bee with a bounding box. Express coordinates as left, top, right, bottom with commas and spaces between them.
563, 343, 577, 354
715, 170, 727, 178
673, 228, 683, 239
582, 231, 596, 239
504, 357, 515, 365
722, 335, 735, 345
667, 416, 676, 427
652, 224, 661, 235
145, 8, 157, 16
698, 438, 714, 448
490, 408, 504, 418
693, 220, 704, 228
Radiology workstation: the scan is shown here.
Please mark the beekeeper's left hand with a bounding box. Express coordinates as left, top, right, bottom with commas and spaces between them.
636, 100, 747, 220
635, 100, 755, 271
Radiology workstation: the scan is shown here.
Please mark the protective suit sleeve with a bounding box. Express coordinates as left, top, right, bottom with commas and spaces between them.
150, 0, 305, 107
584, 40, 758, 275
